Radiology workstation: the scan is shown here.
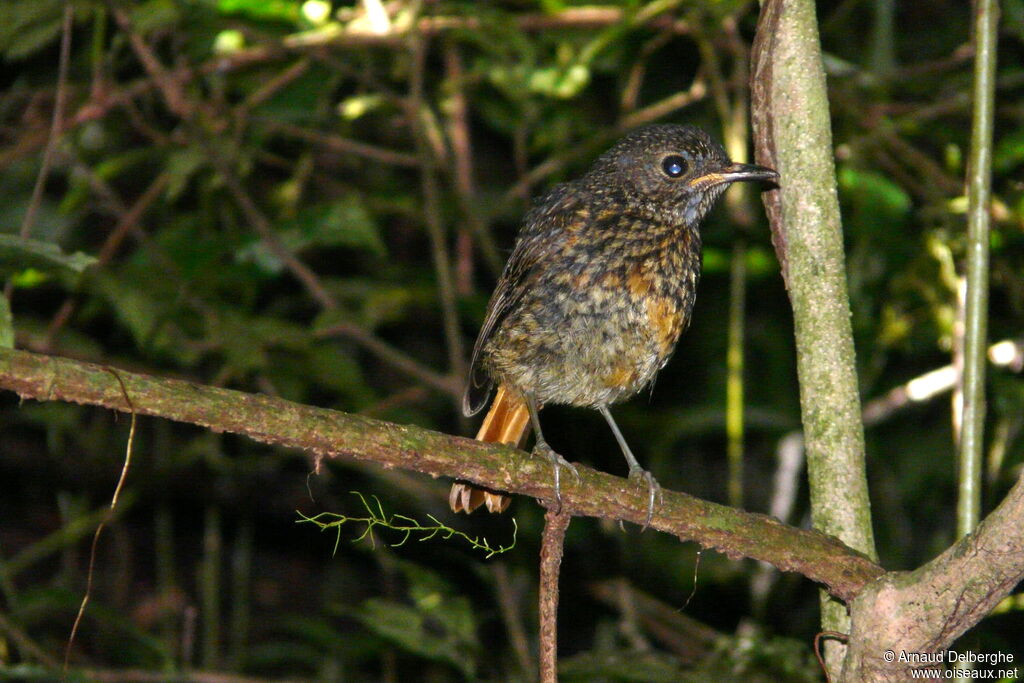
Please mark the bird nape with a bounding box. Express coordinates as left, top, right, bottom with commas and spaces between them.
451, 124, 779, 525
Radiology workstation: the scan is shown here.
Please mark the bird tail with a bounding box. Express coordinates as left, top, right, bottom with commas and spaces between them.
449, 384, 530, 514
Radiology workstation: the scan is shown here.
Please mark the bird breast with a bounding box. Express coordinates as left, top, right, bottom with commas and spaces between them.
484, 220, 701, 408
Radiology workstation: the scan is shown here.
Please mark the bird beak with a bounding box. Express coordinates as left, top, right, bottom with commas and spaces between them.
719, 162, 779, 184
689, 162, 779, 188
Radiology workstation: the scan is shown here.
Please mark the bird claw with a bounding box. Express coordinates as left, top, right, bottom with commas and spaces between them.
628, 467, 662, 530
533, 441, 580, 505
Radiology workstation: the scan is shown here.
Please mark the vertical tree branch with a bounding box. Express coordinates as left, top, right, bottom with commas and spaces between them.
751, 0, 878, 673
538, 507, 571, 683
958, 0, 998, 539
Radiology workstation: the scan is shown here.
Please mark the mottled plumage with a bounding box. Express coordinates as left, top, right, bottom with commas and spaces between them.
452, 124, 778, 522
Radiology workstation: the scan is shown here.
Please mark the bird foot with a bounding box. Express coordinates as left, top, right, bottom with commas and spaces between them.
628, 467, 662, 530
533, 441, 580, 506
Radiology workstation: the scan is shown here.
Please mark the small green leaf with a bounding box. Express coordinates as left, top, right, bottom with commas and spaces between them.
0, 0, 64, 60
361, 286, 412, 328
92, 271, 196, 363
165, 147, 208, 201
1, 15, 63, 60
9, 268, 50, 288
237, 195, 385, 272
212, 28, 245, 54
702, 246, 777, 278
0, 294, 13, 349
217, 0, 301, 23
311, 195, 385, 254
338, 94, 387, 121
130, 0, 181, 35
994, 128, 1024, 173
0, 235, 97, 280
354, 596, 477, 677
838, 166, 912, 217
529, 64, 591, 99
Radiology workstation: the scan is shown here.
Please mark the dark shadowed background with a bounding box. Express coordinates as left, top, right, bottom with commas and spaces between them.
1, 0, 1022, 679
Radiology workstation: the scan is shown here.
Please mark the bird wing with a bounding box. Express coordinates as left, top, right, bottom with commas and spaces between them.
462, 183, 582, 416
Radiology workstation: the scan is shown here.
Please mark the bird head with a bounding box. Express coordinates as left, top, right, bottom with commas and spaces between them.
585, 124, 778, 227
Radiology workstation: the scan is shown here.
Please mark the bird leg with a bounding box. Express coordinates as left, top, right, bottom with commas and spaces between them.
599, 405, 662, 529
527, 397, 580, 506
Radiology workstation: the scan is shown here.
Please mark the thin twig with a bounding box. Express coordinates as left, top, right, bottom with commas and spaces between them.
957, 0, 998, 539
443, 41, 503, 280
814, 631, 849, 683
865, 142, 934, 203
262, 120, 420, 168
500, 138, 612, 208
237, 58, 310, 117
17, 2, 74, 242
876, 128, 961, 197
863, 338, 1024, 426
208, 153, 338, 311
538, 506, 571, 683
115, 16, 345, 320
619, 30, 675, 114
698, 23, 752, 510
65, 369, 137, 672
80, 669, 303, 683
590, 578, 720, 662
618, 77, 708, 130
0, 610, 61, 670
843, 92, 972, 154
491, 563, 535, 677
749, 431, 805, 614
281, 7, 690, 50
59, 155, 220, 322
408, 34, 467, 387
45, 173, 171, 348
442, 39, 478, 297
725, 240, 746, 508
314, 321, 459, 398
614, 579, 652, 651
109, 4, 193, 119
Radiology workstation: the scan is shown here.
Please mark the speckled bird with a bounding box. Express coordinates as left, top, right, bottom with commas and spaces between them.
450, 124, 778, 524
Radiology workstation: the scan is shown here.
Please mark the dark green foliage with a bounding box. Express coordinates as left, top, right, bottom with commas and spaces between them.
1, 0, 1022, 679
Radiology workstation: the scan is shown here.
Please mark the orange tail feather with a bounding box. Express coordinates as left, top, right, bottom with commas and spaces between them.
449, 385, 530, 513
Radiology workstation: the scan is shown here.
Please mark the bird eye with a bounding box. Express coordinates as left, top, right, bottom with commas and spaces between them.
661, 155, 688, 178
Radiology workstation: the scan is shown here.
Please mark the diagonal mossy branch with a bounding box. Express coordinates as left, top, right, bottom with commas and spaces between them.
0, 347, 882, 601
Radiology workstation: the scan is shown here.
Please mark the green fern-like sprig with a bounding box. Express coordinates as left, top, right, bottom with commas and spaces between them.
297, 491, 517, 559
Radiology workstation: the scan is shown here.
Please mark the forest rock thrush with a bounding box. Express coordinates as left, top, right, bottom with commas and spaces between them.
450, 124, 779, 525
